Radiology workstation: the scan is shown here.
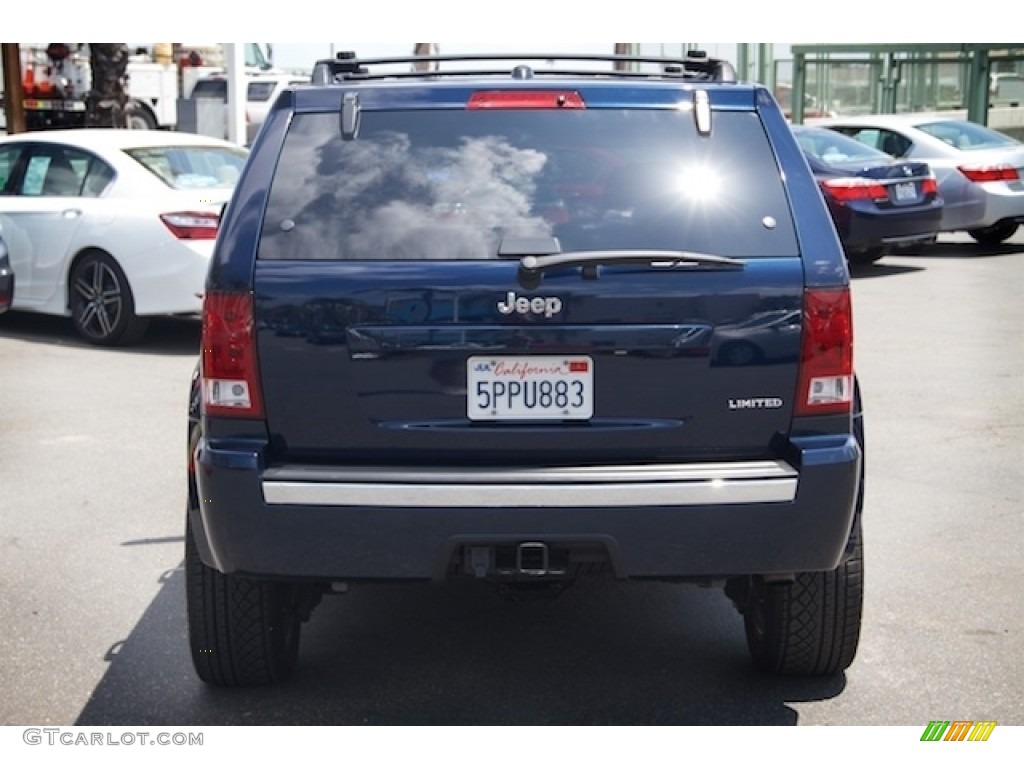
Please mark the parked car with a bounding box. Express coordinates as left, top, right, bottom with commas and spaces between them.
189, 73, 308, 145
814, 114, 1024, 244
245, 74, 310, 128
0, 226, 13, 313
0, 129, 247, 345
790, 124, 943, 264
187, 50, 865, 686
990, 72, 1024, 107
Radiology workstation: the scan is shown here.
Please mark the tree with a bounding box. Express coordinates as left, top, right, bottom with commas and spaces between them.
85, 43, 129, 128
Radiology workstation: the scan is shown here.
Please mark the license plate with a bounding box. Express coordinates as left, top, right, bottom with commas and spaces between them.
893, 181, 917, 202
467, 356, 593, 421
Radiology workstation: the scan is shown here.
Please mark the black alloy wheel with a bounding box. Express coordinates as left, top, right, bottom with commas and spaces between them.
69, 252, 148, 345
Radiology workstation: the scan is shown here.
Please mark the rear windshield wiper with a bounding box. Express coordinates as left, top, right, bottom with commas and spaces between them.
495, 236, 745, 288
515, 249, 746, 289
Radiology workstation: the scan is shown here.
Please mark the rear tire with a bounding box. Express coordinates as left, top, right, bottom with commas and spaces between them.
967, 221, 1018, 245
185, 514, 303, 687
731, 381, 865, 676
126, 100, 158, 130
740, 526, 863, 676
69, 251, 149, 346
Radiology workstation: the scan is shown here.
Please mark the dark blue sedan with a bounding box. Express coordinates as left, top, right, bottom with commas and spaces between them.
792, 124, 943, 264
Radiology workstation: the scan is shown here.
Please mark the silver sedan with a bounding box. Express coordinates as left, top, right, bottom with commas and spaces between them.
812, 114, 1024, 244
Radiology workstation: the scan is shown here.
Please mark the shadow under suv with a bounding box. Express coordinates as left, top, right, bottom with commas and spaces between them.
186, 50, 865, 687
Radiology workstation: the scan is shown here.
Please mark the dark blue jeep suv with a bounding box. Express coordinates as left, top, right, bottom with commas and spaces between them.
186, 51, 865, 686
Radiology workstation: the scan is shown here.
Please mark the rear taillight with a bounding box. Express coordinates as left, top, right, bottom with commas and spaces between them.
795, 287, 853, 417
921, 176, 938, 196
467, 91, 586, 109
819, 178, 888, 203
201, 292, 263, 418
958, 164, 1020, 183
160, 211, 220, 240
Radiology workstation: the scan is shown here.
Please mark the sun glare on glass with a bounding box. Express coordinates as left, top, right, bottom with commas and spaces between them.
672, 164, 723, 202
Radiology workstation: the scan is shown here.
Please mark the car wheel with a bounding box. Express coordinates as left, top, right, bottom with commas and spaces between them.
126, 100, 158, 130
185, 512, 304, 687
727, 382, 864, 676
738, 525, 862, 676
69, 251, 149, 346
967, 221, 1018, 245
848, 247, 887, 265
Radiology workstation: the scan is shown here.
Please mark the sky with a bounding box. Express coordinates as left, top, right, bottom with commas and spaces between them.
3, 1, 964, 48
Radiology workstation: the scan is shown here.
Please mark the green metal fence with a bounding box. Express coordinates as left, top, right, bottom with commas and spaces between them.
786, 44, 1024, 139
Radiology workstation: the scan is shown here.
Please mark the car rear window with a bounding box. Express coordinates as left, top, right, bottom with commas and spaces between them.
258, 108, 799, 261
793, 127, 889, 165
916, 120, 1018, 151
124, 145, 248, 189
247, 81, 277, 102
191, 79, 227, 100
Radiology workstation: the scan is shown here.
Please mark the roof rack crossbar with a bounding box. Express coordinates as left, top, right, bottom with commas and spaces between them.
311, 52, 738, 85
318, 67, 733, 83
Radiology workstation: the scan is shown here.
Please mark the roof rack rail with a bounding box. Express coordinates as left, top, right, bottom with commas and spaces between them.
311, 51, 738, 86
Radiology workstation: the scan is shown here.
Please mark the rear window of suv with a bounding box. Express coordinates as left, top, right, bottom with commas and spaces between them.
258, 108, 798, 261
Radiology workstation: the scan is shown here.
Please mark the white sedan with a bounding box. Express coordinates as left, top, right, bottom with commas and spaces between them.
812, 114, 1024, 245
0, 129, 247, 345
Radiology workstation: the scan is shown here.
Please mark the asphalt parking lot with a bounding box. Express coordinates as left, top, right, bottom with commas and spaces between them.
0, 232, 1021, 726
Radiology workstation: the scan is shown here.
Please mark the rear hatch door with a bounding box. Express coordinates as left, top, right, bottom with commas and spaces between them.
253, 89, 806, 466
